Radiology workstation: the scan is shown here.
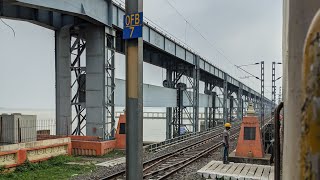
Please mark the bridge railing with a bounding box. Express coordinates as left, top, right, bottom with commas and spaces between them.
143, 115, 271, 153
143, 122, 241, 152
143, 126, 219, 152
113, 112, 224, 120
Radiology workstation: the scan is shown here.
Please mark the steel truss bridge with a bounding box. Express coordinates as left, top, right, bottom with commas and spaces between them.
0, 0, 274, 140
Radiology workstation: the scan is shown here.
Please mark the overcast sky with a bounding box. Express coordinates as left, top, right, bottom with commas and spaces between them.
0, 0, 282, 112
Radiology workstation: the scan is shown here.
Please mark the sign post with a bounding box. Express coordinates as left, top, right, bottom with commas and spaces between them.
124, 0, 143, 179
123, 12, 143, 39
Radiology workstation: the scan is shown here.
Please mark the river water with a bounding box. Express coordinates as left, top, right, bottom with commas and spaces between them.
0, 108, 170, 142
0, 107, 223, 142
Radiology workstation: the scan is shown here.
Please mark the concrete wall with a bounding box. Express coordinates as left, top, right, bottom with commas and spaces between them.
0, 114, 14, 144
37, 135, 117, 156
282, 1, 320, 179
72, 139, 116, 156
0, 114, 36, 144
15, 114, 37, 143
0, 137, 71, 168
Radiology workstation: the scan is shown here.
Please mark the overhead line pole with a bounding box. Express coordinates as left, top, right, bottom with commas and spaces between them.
272, 62, 276, 115
125, 0, 143, 179
261, 61, 264, 129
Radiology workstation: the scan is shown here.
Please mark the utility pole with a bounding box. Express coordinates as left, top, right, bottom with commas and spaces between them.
124, 0, 143, 179
260, 61, 264, 128
278, 86, 282, 104
223, 74, 228, 124
272, 62, 276, 114
272, 62, 282, 113
235, 61, 265, 125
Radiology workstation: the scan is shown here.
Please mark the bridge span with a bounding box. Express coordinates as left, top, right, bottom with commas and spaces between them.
0, 0, 273, 140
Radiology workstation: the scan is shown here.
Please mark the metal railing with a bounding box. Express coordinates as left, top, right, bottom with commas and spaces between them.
144, 122, 241, 152
114, 111, 224, 120
144, 113, 272, 153
0, 119, 56, 145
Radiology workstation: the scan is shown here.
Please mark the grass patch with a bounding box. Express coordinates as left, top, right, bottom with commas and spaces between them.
100, 150, 125, 158
0, 166, 5, 173
82, 150, 125, 159
0, 155, 95, 180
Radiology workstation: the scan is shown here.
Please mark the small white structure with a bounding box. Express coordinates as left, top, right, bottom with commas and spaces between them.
0, 113, 37, 144
197, 160, 274, 180
96, 157, 126, 167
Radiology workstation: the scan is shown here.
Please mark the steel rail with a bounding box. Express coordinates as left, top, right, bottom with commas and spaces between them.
100, 125, 241, 180
100, 116, 273, 180
145, 133, 239, 180
146, 116, 273, 179
143, 128, 239, 175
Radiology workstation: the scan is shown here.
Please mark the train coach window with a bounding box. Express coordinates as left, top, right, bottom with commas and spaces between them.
244, 127, 256, 140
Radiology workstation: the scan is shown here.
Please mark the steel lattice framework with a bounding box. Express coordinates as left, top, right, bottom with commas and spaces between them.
70, 32, 86, 136
104, 34, 116, 140
68, 29, 116, 140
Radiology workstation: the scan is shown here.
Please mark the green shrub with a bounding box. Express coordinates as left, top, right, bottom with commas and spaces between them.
0, 155, 95, 180
14, 155, 79, 173
0, 166, 5, 173
15, 160, 39, 172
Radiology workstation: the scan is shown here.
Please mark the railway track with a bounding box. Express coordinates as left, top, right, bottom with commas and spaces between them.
142, 131, 239, 179
101, 124, 240, 180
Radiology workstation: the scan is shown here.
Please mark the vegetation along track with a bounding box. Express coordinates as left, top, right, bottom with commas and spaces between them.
101, 124, 240, 180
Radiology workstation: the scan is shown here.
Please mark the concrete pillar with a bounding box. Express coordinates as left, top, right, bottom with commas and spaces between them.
166, 107, 172, 139
283, 1, 320, 179
166, 69, 173, 139
237, 85, 243, 121
204, 107, 208, 130
242, 100, 244, 118
85, 25, 106, 137
55, 26, 72, 135
193, 56, 200, 132
229, 96, 234, 122
255, 96, 257, 110
204, 82, 210, 130
212, 92, 216, 127
223, 74, 228, 123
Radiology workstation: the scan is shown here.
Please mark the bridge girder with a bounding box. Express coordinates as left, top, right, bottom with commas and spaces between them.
2, 0, 112, 27
0, 0, 275, 140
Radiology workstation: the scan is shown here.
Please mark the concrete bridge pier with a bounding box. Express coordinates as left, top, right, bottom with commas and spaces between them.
55, 24, 115, 139
165, 107, 173, 139
85, 25, 106, 137
55, 26, 72, 135
204, 82, 216, 130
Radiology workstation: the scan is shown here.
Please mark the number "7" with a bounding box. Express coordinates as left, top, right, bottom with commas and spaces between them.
129, 26, 135, 38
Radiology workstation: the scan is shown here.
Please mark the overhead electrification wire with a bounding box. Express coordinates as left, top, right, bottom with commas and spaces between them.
165, 0, 234, 67
114, 0, 198, 55
113, 0, 264, 94
236, 66, 260, 80
237, 62, 260, 68
165, 0, 264, 93
0, 18, 15, 37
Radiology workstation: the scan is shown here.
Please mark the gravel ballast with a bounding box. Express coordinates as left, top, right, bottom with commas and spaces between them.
72, 127, 239, 180
168, 139, 238, 180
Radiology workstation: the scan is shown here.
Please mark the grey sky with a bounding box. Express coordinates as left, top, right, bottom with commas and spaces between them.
143, 0, 282, 91
0, 0, 282, 112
